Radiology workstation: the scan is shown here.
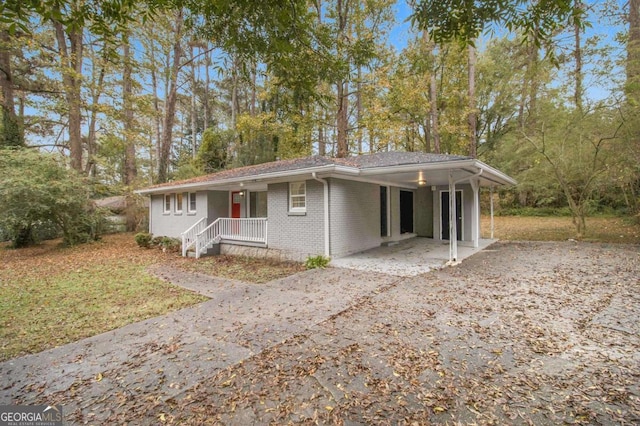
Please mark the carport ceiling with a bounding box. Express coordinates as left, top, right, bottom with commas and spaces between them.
349, 167, 504, 189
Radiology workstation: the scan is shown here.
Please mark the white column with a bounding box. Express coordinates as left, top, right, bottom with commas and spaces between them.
470, 178, 480, 248
449, 171, 457, 262
490, 185, 494, 240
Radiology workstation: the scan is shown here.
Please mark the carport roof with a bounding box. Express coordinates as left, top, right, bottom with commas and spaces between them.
137, 151, 515, 194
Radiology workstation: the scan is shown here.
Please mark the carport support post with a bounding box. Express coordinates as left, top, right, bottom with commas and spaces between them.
490, 186, 494, 239
470, 177, 480, 248
448, 171, 458, 262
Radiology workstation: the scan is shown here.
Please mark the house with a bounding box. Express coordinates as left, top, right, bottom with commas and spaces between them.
136, 151, 516, 263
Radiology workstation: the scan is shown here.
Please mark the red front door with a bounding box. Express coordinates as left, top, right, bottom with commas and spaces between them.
231, 191, 242, 218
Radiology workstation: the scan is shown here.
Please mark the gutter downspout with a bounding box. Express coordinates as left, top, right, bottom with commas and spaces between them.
312, 172, 330, 257
447, 169, 483, 265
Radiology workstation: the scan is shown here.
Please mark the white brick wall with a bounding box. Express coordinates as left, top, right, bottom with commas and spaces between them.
328, 178, 381, 258
150, 192, 208, 238
267, 180, 325, 258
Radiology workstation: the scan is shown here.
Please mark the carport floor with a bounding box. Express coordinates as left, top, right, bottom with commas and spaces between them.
330, 237, 496, 276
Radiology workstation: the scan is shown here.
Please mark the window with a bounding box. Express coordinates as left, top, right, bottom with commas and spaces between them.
250, 191, 268, 217
175, 193, 183, 213
188, 192, 197, 213
289, 181, 306, 212
163, 194, 171, 213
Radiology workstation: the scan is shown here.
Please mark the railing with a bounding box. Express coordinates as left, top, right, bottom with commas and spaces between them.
180, 217, 207, 257
193, 217, 268, 258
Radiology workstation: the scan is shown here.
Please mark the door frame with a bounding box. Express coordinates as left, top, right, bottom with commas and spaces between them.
439, 189, 463, 241
230, 191, 244, 218
399, 189, 415, 234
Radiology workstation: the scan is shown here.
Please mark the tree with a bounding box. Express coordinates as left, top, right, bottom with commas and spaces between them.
0, 148, 104, 247
196, 128, 231, 173
0, 28, 24, 147
410, 0, 578, 47
520, 103, 624, 237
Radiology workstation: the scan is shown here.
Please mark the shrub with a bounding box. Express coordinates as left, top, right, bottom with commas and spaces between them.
0, 149, 106, 247
305, 255, 331, 269
157, 236, 181, 253
134, 232, 153, 248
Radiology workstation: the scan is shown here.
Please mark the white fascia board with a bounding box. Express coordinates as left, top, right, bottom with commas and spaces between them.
476, 161, 517, 186
358, 159, 477, 176
357, 159, 516, 187
135, 164, 347, 195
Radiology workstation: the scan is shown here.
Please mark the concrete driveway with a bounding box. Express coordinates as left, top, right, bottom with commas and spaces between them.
330, 237, 496, 276
1, 241, 638, 425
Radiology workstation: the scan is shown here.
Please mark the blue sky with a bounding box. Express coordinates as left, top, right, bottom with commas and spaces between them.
386, 0, 627, 101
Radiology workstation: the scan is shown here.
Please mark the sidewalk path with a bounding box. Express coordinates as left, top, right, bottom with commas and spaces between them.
0, 266, 398, 423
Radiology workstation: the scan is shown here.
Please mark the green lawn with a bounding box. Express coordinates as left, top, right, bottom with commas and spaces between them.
482, 215, 640, 244
0, 234, 207, 361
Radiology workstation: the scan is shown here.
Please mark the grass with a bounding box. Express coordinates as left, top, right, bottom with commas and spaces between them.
0, 234, 207, 361
0, 233, 307, 361
174, 255, 306, 284
482, 215, 640, 244
2, 215, 636, 362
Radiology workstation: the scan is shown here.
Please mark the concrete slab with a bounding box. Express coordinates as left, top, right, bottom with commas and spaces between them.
330, 237, 496, 276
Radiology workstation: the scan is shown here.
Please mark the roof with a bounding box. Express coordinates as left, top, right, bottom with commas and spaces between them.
94, 195, 127, 210
137, 151, 515, 194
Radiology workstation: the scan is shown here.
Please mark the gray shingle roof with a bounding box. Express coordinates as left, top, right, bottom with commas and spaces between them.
350, 151, 470, 168
142, 151, 471, 191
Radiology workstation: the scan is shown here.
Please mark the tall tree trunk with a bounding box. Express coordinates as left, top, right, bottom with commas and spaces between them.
335, 0, 350, 158
318, 118, 325, 156
467, 45, 477, 158
53, 19, 84, 171
0, 29, 23, 147
204, 47, 211, 129
190, 44, 198, 159
519, 27, 540, 128
336, 80, 349, 157
231, 54, 239, 127
86, 47, 105, 176
157, 9, 183, 183
422, 31, 440, 154
315, 0, 326, 157
573, 0, 583, 112
356, 66, 363, 154
229, 53, 240, 160
123, 31, 137, 185
429, 73, 440, 154
250, 61, 257, 116
628, 0, 640, 105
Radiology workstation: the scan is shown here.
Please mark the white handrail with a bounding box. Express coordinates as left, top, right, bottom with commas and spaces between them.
181, 217, 207, 257
193, 217, 268, 258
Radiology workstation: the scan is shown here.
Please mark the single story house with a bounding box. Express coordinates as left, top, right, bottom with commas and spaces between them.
136, 151, 516, 263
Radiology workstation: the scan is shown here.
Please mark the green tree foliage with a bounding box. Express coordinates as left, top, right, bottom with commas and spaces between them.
0, 109, 24, 147
410, 0, 578, 47
0, 149, 105, 247
196, 127, 231, 173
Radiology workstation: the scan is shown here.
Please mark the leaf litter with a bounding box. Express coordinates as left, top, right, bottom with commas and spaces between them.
3, 240, 639, 425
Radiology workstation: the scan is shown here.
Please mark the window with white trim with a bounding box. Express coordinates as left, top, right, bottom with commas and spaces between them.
163, 194, 171, 213
175, 193, 183, 213
188, 192, 197, 213
289, 181, 306, 212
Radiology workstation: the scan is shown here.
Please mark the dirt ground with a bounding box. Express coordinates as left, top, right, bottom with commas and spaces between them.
2, 241, 639, 425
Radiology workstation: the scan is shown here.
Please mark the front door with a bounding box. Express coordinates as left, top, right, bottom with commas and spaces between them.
231, 191, 243, 218
400, 190, 414, 234
441, 190, 462, 240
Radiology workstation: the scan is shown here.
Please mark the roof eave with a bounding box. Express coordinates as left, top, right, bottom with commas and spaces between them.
358, 159, 477, 176
135, 164, 359, 195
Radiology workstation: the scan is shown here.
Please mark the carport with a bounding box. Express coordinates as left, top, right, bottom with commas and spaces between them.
330, 236, 496, 277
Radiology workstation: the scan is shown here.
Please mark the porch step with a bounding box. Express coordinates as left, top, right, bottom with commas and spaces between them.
381, 241, 399, 247
187, 243, 221, 258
